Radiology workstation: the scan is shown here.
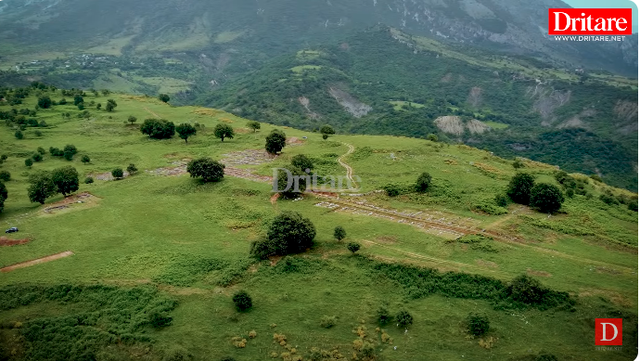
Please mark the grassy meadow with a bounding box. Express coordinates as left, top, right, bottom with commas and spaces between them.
0, 90, 637, 361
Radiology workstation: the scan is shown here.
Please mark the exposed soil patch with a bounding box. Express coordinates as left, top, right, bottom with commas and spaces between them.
43, 192, 98, 214
222, 150, 276, 166
1, 251, 74, 272
0, 237, 31, 247
147, 159, 190, 176
476, 259, 499, 269
287, 137, 305, 146
527, 268, 552, 277
92, 171, 130, 181
225, 167, 273, 183
375, 236, 398, 244
435, 116, 465, 136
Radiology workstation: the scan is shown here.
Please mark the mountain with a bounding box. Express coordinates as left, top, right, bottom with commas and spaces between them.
0, 0, 637, 76
197, 26, 638, 190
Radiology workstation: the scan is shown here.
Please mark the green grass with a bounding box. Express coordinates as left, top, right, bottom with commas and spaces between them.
0, 90, 636, 361
483, 121, 509, 130
291, 65, 322, 73
388, 101, 425, 111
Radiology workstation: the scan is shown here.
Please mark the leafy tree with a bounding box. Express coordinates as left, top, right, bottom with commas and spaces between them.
128, 116, 137, 125
176, 123, 197, 143
37, 147, 46, 155
416, 172, 432, 192
81, 155, 91, 164
247, 121, 261, 132
27, 172, 57, 204
158, 94, 170, 103
395, 310, 413, 328
140, 119, 175, 139
105, 99, 117, 112
49, 147, 64, 157
37, 96, 52, 109
96, 103, 102, 110
291, 154, 314, 172
214, 124, 235, 142
73, 95, 84, 106
1, 155, 7, 162
253, 211, 316, 257
232, 291, 253, 312
126, 164, 138, 175
530, 183, 565, 213
111, 168, 124, 179
320, 125, 335, 137
51, 166, 79, 196
101, 89, 110, 96
376, 306, 393, 326
322, 134, 329, 140
334, 226, 346, 241
467, 314, 490, 336
32, 153, 43, 162
347, 242, 361, 254
85, 177, 94, 184
0, 171, 10, 182
15, 130, 23, 140
0, 182, 5, 213
25, 158, 33, 167
276, 166, 307, 199
187, 158, 225, 182
77, 102, 85, 110
506, 173, 535, 205
265, 129, 286, 154
495, 194, 509, 207
426, 133, 439, 142
63, 144, 78, 161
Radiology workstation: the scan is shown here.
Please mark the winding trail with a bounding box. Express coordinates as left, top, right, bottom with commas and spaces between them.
1, 251, 74, 273
144, 106, 161, 119
338, 143, 358, 189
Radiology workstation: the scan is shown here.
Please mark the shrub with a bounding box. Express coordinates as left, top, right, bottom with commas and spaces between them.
232, 291, 253, 311
320, 125, 335, 136
512, 159, 525, 169
140, 119, 175, 139
84, 177, 94, 184
63, 144, 78, 161
105, 99, 117, 112
530, 183, 565, 213
467, 313, 490, 336
506, 275, 546, 304
426, 133, 438, 142
270, 211, 315, 254
247, 121, 261, 132
383, 183, 410, 197
37, 147, 46, 155
535, 353, 559, 361
395, 310, 413, 328
0, 155, 7, 162
150, 312, 173, 328
32, 152, 43, 162
334, 226, 347, 241
111, 168, 124, 179
275, 166, 307, 199
0, 171, 10, 182
416, 172, 432, 192
187, 158, 225, 182
347, 242, 361, 254
291, 154, 314, 172
376, 306, 393, 325
49, 147, 64, 156
81, 155, 91, 164
507, 173, 535, 205
320, 315, 337, 328
127, 163, 138, 175
265, 129, 287, 154
322, 134, 329, 140
162, 347, 193, 361
128, 116, 137, 124
37, 96, 52, 109
158, 94, 170, 103
495, 194, 509, 207
25, 158, 33, 167
14, 130, 23, 139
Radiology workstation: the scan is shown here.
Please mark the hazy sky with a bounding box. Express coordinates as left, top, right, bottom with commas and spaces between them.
563, 0, 638, 32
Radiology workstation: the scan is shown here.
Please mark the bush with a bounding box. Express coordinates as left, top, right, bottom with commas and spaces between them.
427, 133, 438, 142
383, 183, 412, 197
291, 154, 314, 172
334, 226, 347, 241
276, 166, 308, 199
0, 171, 10, 182
25, 158, 33, 167
140, 119, 175, 139
320, 315, 337, 328
512, 159, 525, 169
128, 116, 137, 124
81, 155, 91, 164
49, 147, 64, 156
63, 144, 78, 161
158, 94, 170, 103
37, 147, 46, 155
37, 96, 52, 109
127, 163, 138, 175
416, 172, 432, 192
15, 130, 23, 140
265, 129, 287, 154
376, 306, 393, 325
111, 168, 124, 179
535, 353, 559, 361
495, 194, 509, 207
32, 152, 43, 162
507, 173, 535, 205
467, 313, 490, 336
187, 158, 225, 183
395, 310, 413, 328
506, 275, 546, 304
347, 242, 361, 254
320, 125, 335, 136
162, 347, 193, 361
84, 177, 94, 184
232, 291, 253, 311
530, 183, 565, 213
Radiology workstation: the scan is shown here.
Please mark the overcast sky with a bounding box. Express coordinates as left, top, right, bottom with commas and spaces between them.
563, 0, 638, 32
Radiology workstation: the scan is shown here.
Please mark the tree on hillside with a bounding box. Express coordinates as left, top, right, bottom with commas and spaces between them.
530, 183, 565, 213
63, 144, 78, 161
396, 310, 413, 328
512, 158, 525, 169
334, 226, 347, 241
416, 172, 432, 192
232, 291, 252, 312
158, 94, 170, 103
111, 168, 124, 180
247, 121, 261, 132
37, 96, 52, 109
37, 147, 46, 155
24, 158, 33, 167
126, 164, 138, 175
105, 99, 117, 112
276, 166, 308, 199
0, 171, 10, 182
176, 123, 197, 143
250, 211, 316, 259
73, 95, 84, 106
140, 119, 175, 139
15, 130, 23, 140
31, 152, 43, 162
187, 158, 225, 183
426, 134, 439, 142
507, 173, 535, 205
128, 116, 137, 125
320, 125, 335, 139
81, 155, 91, 164
347, 242, 361, 254
214, 124, 235, 142
51, 166, 79, 197
291, 154, 314, 172
27, 172, 57, 204
265, 129, 287, 154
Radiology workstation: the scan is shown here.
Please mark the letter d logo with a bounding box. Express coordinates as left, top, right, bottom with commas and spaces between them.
595, 318, 623, 346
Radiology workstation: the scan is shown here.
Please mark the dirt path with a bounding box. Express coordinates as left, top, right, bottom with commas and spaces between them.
338, 143, 358, 188
144, 106, 161, 119
1, 251, 74, 272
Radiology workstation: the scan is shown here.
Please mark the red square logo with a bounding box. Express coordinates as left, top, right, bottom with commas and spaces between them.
595, 318, 623, 345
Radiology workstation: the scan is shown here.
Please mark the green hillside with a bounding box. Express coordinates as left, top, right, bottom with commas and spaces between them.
199, 27, 638, 190
0, 86, 636, 361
